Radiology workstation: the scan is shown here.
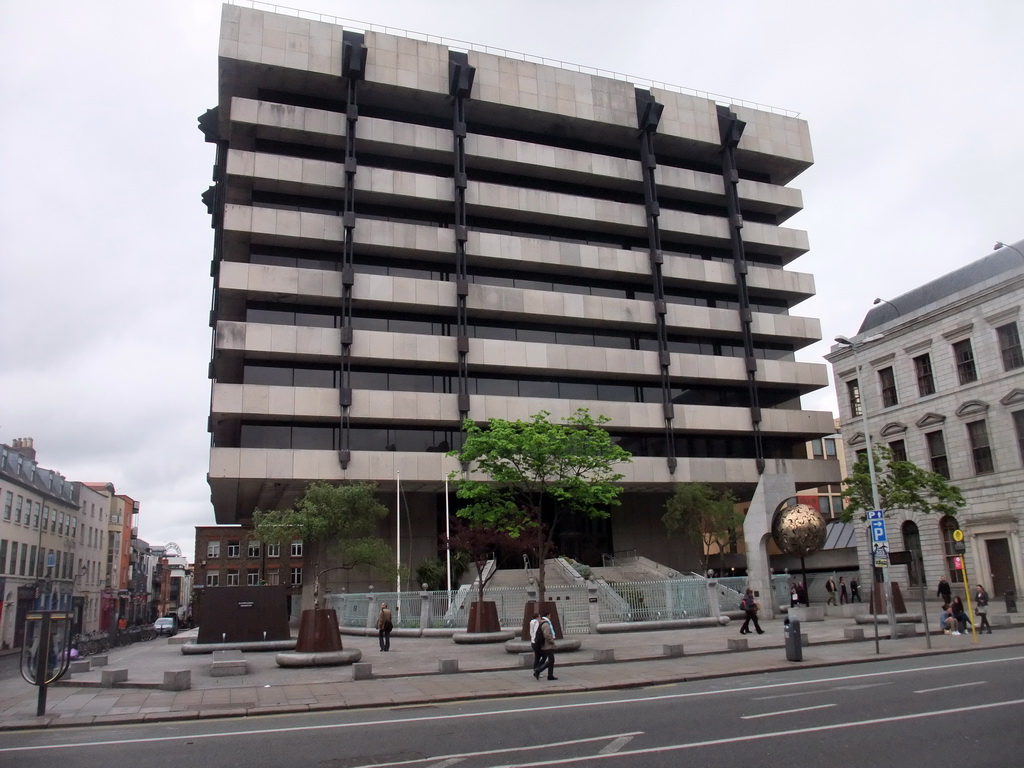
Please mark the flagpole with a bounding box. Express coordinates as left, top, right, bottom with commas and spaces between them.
445, 476, 452, 595
396, 471, 401, 620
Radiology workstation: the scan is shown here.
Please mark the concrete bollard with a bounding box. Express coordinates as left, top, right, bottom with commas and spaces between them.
352, 662, 372, 680
727, 638, 749, 651
161, 670, 192, 691
438, 659, 459, 674
592, 649, 615, 663
69, 660, 92, 674
101, 669, 128, 687
662, 644, 685, 658
91, 654, 109, 667
519, 653, 536, 668
893, 624, 917, 638
844, 627, 866, 641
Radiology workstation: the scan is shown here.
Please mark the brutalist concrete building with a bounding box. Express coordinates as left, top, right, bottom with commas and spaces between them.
200, 3, 839, 585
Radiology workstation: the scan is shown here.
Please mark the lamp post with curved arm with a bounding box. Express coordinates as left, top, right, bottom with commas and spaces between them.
834, 333, 899, 641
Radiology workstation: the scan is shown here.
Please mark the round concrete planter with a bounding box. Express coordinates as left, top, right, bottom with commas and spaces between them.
275, 649, 362, 667
452, 630, 517, 644
504, 637, 582, 654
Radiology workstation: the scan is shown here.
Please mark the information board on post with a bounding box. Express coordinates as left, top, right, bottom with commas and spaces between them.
868, 510, 889, 568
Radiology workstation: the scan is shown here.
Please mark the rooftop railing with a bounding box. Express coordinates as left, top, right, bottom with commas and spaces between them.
229, 0, 800, 118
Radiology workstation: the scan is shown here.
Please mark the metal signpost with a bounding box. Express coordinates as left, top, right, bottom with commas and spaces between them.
953, 529, 978, 642
866, 510, 887, 653
20, 610, 73, 716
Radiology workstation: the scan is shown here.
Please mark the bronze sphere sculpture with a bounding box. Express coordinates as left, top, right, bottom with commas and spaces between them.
771, 501, 826, 557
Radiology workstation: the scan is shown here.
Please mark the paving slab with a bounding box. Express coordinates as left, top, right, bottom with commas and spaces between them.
1, 610, 1020, 730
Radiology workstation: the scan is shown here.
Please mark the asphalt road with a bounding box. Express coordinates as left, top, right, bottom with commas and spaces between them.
3, 647, 1022, 768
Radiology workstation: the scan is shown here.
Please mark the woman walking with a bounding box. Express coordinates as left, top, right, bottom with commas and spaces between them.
377, 602, 393, 652
974, 585, 992, 634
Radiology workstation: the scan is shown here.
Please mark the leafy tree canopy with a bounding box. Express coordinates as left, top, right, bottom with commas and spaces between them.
253, 481, 394, 573
840, 444, 965, 521
662, 482, 742, 572
450, 409, 632, 525
448, 409, 631, 603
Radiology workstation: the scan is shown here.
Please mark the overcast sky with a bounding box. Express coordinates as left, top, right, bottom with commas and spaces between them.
2, 1, 1021, 560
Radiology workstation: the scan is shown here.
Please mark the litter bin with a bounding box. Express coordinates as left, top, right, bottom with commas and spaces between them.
784, 617, 802, 662
1006, 591, 1018, 613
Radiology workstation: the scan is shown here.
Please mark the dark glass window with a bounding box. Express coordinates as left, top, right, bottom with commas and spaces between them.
824, 438, 837, 458
925, 431, 950, 479
879, 367, 898, 408
902, 521, 923, 585
847, 379, 862, 417
1014, 411, 1024, 466
966, 420, 994, 475
953, 339, 978, 385
940, 516, 964, 583
997, 323, 1024, 371
913, 353, 935, 396
889, 439, 907, 462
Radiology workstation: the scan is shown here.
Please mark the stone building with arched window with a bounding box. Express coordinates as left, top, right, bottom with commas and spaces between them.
827, 241, 1024, 606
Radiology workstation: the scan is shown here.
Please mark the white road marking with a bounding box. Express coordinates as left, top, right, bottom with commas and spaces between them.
3, 654, 1021, 754
485, 698, 1024, 767
741, 703, 836, 719
426, 760, 465, 768
598, 736, 634, 754
915, 681, 986, 694
753, 682, 891, 700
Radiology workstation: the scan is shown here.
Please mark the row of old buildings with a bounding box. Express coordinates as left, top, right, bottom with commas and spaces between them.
0, 438, 191, 649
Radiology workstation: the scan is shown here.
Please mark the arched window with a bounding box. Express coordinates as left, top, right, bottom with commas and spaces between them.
939, 516, 964, 583
901, 521, 922, 585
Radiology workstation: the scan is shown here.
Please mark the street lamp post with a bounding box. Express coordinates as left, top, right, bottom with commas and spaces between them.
835, 334, 899, 637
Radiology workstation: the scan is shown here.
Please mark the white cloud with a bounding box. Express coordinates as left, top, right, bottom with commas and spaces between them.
2, 1, 1021, 560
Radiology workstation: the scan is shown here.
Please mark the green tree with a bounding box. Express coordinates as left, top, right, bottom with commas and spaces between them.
449, 409, 632, 606
253, 481, 395, 604
447, 521, 526, 612
840, 444, 966, 521
415, 552, 469, 592
662, 482, 742, 574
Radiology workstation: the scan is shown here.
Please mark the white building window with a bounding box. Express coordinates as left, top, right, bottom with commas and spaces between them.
207, 571, 220, 587
227, 540, 240, 558
290, 540, 303, 557
226, 569, 240, 586
247, 541, 261, 558
246, 570, 261, 586
207, 540, 220, 558
267, 544, 280, 558
290, 567, 303, 585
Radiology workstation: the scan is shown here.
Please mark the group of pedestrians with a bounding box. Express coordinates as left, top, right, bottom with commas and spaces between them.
938, 584, 993, 635
825, 576, 861, 605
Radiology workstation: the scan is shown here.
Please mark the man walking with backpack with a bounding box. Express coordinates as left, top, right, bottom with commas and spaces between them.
739, 588, 764, 635
529, 612, 543, 674
533, 609, 558, 680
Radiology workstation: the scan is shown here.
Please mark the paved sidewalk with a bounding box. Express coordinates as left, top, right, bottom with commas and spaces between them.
2, 611, 1021, 731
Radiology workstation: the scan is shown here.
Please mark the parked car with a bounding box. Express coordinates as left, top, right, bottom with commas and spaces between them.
154, 617, 177, 636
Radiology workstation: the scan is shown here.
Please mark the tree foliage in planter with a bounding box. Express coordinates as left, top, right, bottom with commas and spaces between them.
415, 552, 470, 592
253, 481, 396, 583
840, 444, 965, 521
662, 482, 742, 574
448, 409, 631, 606
446, 521, 526, 610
